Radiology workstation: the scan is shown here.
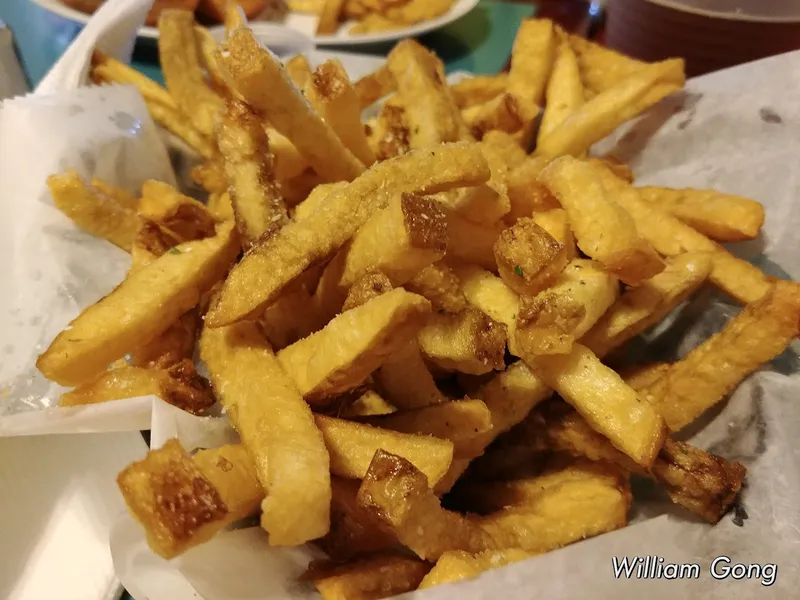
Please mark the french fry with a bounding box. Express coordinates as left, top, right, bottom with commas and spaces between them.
419, 549, 534, 589
207, 142, 489, 326
48, 170, 138, 252
590, 156, 634, 183
200, 319, 332, 546
637, 187, 765, 242
277, 289, 432, 404
139, 180, 218, 242
37, 221, 239, 386
339, 389, 397, 418
342, 272, 395, 312
622, 362, 671, 391
285, 54, 313, 89
293, 181, 348, 222
493, 217, 568, 296
507, 18, 557, 118
90, 51, 178, 111
158, 10, 223, 137
480, 130, 528, 170
144, 98, 216, 159
354, 63, 397, 109
505, 156, 560, 222
59, 359, 215, 415
90, 178, 138, 212
450, 74, 509, 109
582, 252, 712, 358
305, 553, 431, 600
388, 39, 471, 147
222, 0, 246, 33
216, 27, 364, 182
130, 309, 201, 368
316, 416, 454, 485
641, 280, 800, 431
384, 0, 456, 25
261, 285, 328, 350
417, 308, 506, 375
129, 219, 182, 273
191, 160, 228, 194
217, 99, 287, 247
532, 208, 576, 260
469, 94, 526, 139
375, 342, 448, 409
370, 104, 411, 161
349, 14, 405, 35
516, 259, 619, 356
317, 0, 346, 35
118, 440, 262, 559
405, 261, 468, 313
194, 25, 226, 90
208, 191, 234, 221
305, 60, 377, 166
538, 156, 665, 285
270, 129, 311, 182
446, 213, 503, 270
538, 41, 583, 144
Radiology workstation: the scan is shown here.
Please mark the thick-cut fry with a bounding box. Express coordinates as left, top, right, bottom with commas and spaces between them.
217, 99, 287, 247
277, 289, 432, 404
316, 415, 453, 485
194, 25, 226, 89
388, 39, 470, 147
339, 389, 397, 418
355, 64, 397, 109
306, 60, 376, 166
129, 219, 182, 272
450, 74, 509, 109
446, 213, 503, 270
144, 99, 216, 159
405, 261, 468, 313
641, 280, 800, 431
90, 50, 177, 111
418, 308, 506, 375
285, 54, 313, 89
539, 156, 665, 284
523, 344, 667, 468
638, 187, 765, 242
532, 208, 576, 259
158, 10, 223, 137
370, 104, 411, 161
118, 440, 262, 559
582, 252, 712, 357
90, 178, 138, 212
622, 362, 671, 391
139, 180, 218, 241
507, 18, 557, 118
317, 0, 346, 35
59, 359, 215, 415
480, 130, 528, 170
384, 0, 455, 25
538, 41, 583, 143
493, 217, 568, 296
505, 156, 560, 222
208, 191, 234, 221
349, 13, 405, 35
37, 222, 239, 386
293, 181, 348, 222
420, 549, 534, 589
216, 27, 364, 182
516, 259, 619, 356
363, 399, 492, 457
130, 309, 201, 368
48, 170, 138, 251
191, 160, 228, 194
375, 342, 447, 409
200, 319, 331, 546
305, 553, 431, 600
342, 272, 394, 312
469, 94, 525, 139
207, 142, 489, 326
260, 285, 328, 350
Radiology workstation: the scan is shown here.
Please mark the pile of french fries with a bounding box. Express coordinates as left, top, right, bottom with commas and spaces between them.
37, 9, 800, 599
289, 0, 457, 36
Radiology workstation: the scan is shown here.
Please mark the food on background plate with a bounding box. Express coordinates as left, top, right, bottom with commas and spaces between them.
35, 10, 800, 597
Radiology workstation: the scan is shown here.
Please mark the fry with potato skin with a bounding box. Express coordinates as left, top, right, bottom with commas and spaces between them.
139, 180, 218, 242
405, 261, 468, 313
200, 319, 332, 546
494, 217, 568, 296
130, 309, 201, 368
341, 272, 394, 312
207, 142, 489, 326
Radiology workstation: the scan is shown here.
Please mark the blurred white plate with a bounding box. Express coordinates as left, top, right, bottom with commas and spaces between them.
29, 0, 480, 45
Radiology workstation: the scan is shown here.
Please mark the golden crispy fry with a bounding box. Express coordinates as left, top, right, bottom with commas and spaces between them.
355, 64, 397, 109
469, 94, 526, 139
507, 18, 557, 117
591, 156, 634, 183
597, 168, 773, 305
446, 213, 503, 270
532, 208, 576, 260
158, 10, 223, 137
539, 156, 665, 284
638, 187, 765, 242
217, 99, 287, 247
90, 178, 138, 212
384, 0, 455, 24
293, 181, 348, 222
375, 342, 447, 409
582, 252, 712, 358
261, 285, 328, 350
118, 440, 262, 559
516, 259, 619, 355
216, 28, 364, 182
349, 14, 406, 35
537, 61, 685, 158
59, 359, 214, 414
317, 0, 345, 35
37, 221, 239, 386
269, 129, 310, 182
417, 308, 506, 375
522, 344, 667, 468
130, 309, 201, 368
339, 389, 397, 418
450, 74, 509, 109
305, 553, 431, 600
405, 261, 468, 313
200, 319, 331, 546
420, 549, 533, 589
194, 25, 226, 90
622, 362, 671, 391
90, 51, 178, 111
306, 60, 376, 166
315, 193, 447, 317
191, 160, 228, 194
208, 191, 234, 221
437, 183, 510, 226
642, 280, 800, 431
480, 130, 528, 170
538, 41, 583, 143
342, 272, 394, 312
129, 219, 182, 273
139, 180, 218, 241
48, 170, 138, 252
494, 217, 568, 296
144, 99, 216, 159
363, 399, 492, 458
316, 415, 453, 485
207, 142, 489, 326
388, 39, 470, 147
285, 54, 313, 89
277, 289, 432, 404
369, 104, 411, 161
505, 156, 560, 222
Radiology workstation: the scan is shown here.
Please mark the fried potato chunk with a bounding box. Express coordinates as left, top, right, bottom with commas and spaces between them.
216, 27, 364, 182
139, 180, 218, 242
375, 342, 447, 409
369, 104, 412, 161
505, 156, 560, 222
450, 74, 509, 109
37, 222, 239, 386
118, 440, 262, 559
405, 261, 468, 313
641, 280, 800, 431
60, 359, 214, 415
277, 289, 432, 404
207, 142, 489, 326
494, 217, 568, 296
419, 549, 534, 589
200, 320, 331, 546
48, 170, 139, 251
417, 308, 507, 375
539, 156, 665, 284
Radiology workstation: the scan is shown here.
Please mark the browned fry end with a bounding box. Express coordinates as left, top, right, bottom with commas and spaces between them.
162, 359, 217, 415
